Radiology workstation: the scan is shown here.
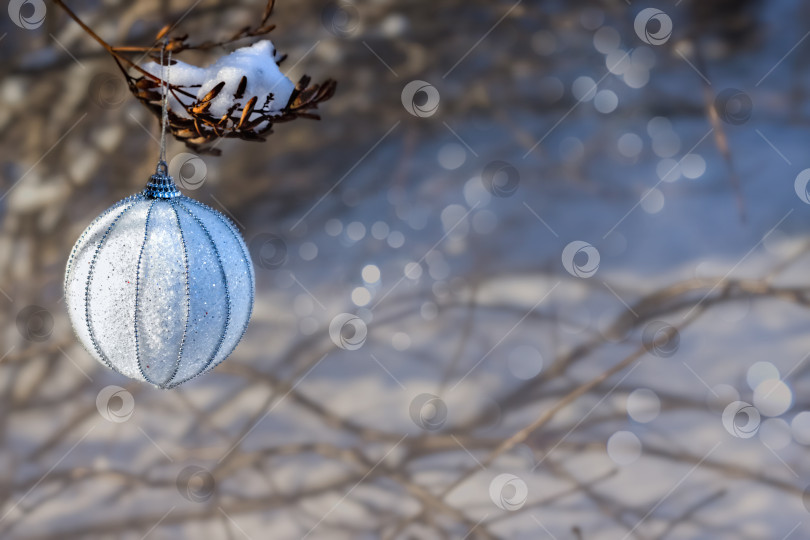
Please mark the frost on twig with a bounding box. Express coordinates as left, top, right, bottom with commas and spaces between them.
55, 0, 336, 156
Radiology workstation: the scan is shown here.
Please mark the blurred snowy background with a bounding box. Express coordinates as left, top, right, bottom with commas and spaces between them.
2, 0, 810, 538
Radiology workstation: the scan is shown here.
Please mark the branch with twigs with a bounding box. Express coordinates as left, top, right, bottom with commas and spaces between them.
52, 0, 336, 155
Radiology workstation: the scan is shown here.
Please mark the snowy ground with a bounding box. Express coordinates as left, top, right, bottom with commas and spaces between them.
2, 0, 810, 539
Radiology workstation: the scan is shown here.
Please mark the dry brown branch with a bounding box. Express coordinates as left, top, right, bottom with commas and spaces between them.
53, 0, 335, 155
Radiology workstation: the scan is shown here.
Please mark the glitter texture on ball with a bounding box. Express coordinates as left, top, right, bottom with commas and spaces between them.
64, 171, 254, 388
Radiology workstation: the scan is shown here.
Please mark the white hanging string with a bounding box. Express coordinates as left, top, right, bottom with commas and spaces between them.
157, 39, 171, 174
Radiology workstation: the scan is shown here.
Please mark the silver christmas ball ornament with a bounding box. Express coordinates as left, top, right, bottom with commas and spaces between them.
64, 164, 255, 388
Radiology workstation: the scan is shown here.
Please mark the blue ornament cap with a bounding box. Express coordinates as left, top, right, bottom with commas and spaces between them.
144, 161, 181, 199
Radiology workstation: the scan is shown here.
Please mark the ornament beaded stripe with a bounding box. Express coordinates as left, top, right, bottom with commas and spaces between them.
65, 171, 255, 388
84, 198, 141, 374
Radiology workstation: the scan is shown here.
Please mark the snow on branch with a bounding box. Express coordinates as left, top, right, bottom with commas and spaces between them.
54, 0, 336, 155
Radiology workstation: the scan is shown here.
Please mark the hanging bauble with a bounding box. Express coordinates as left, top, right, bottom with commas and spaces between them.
64, 165, 254, 388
